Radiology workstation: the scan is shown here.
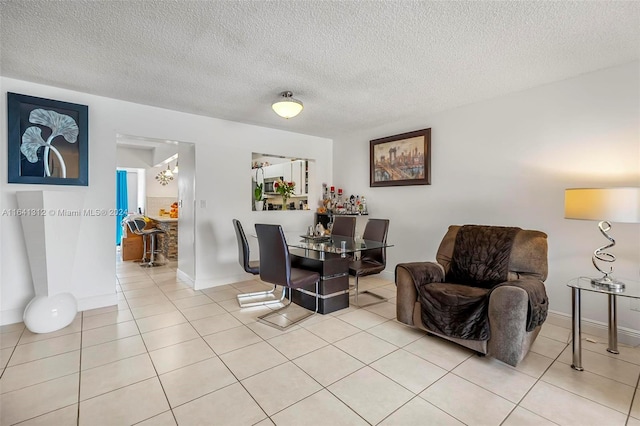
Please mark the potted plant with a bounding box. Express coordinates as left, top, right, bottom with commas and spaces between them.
274, 179, 295, 210
254, 182, 264, 211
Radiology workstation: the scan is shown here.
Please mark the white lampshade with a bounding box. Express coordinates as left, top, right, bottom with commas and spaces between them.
272, 91, 303, 119
172, 161, 179, 173
565, 188, 640, 223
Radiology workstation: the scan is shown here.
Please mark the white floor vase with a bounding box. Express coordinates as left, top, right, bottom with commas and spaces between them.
17, 190, 84, 333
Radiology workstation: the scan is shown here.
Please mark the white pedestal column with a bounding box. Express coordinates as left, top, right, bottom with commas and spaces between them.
17, 190, 83, 333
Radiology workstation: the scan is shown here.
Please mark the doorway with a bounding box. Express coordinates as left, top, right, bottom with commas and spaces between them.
115, 134, 196, 283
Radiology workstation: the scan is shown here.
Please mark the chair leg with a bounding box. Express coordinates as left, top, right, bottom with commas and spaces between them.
314, 280, 319, 313
139, 234, 151, 267
149, 234, 156, 264
141, 234, 146, 262
140, 234, 155, 267
257, 281, 319, 330
352, 274, 387, 308
354, 275, 358, 306
237, 284, 285, 308
140, 233, 166, 267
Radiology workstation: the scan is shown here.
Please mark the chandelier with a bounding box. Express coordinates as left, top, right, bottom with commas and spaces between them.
155, 164, 174, 186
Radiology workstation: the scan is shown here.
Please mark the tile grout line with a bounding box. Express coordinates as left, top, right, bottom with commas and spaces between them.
123, 264, 182, 425
0, 326, 26, 381
139, 263, 290, 423
76, 312, 84, 426
196, 315, 271, 423
626, 370, 640, 424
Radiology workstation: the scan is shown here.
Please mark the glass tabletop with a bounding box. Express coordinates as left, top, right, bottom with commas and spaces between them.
285, 232, 392, 255
567, 276, 640, 299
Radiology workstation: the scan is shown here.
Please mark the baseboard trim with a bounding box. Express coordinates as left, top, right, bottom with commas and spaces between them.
1, 293, 119, 326
177, 269, 195, 288
1, 307, 24, 326
77, 293, 118, 312
546, 310, 640, 347
194, 273, 256, 291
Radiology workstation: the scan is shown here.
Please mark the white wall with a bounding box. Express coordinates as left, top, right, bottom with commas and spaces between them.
333, 62, 640, 336
1, 77, 333, 324
116, 146, 152, 169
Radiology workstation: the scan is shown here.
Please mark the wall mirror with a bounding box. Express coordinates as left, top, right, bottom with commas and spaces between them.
251, 153, 313, 211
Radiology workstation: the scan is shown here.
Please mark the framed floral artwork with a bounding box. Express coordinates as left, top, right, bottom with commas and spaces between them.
370, 128, 430, 187
7, 92, 88, 186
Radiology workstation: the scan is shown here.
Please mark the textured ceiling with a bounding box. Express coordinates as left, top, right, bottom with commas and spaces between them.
1, 1, 639, 139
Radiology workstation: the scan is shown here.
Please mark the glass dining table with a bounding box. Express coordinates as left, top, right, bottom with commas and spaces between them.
284, 232, 393, 314
288, 233, 390, 259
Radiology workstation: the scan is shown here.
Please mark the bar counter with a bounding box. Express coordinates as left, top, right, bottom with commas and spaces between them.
147, 216, 178, 260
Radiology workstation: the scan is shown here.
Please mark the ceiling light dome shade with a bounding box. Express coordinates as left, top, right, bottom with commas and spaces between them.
272, 91, 303, 119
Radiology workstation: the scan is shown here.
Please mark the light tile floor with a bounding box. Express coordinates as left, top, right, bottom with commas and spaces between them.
1, 257, 639, 425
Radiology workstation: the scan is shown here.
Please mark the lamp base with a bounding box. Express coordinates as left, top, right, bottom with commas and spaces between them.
590, 276, 625, 292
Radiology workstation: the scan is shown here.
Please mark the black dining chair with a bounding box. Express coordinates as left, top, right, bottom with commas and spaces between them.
254, 223, 320, 329
233, 219, 284, 308
331, 216, 356, 238
348, 218, 389, 307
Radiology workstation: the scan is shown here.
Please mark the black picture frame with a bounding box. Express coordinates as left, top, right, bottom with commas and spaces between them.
8, 92, 88, 186
370, 128, 431, 187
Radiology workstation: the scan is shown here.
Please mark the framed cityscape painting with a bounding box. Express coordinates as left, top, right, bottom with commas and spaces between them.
7, 92, 88, 186
370, 128, 431, 187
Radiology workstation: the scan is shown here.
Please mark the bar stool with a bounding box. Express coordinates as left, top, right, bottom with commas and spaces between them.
123, 216, 166, 267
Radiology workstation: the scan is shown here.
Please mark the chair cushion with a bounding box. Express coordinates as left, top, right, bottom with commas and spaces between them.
417, 278, 548, 341
448, 225, 520, 288
419, 282, 492, 340
349, 259, 384, 277
288, 267, 320, 289
141, 228, 164, 235
436, 225, 548, 282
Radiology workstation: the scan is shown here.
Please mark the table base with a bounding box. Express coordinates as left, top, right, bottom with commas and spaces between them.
291, 251, 350, 314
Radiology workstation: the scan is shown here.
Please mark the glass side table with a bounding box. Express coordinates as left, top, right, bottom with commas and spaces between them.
567, 276, 640, 371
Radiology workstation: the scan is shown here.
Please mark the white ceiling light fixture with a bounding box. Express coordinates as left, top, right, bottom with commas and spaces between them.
173, 161, 179, 174
272, 91, 303, 119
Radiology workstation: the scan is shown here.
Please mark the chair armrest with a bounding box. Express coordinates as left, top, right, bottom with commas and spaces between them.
395, 262, 444, 325
487, 285, 529, 366
396, 262, 445, 287
487, 279, 548, 366
495, 278, 548, 331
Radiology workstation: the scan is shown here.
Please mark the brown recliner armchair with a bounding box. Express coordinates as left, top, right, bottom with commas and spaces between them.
396, 225, 548, 366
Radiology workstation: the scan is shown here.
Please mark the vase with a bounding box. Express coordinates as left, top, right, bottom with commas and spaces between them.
255, 200, 264, 211
282, 197, 288, 210
17, 190, 81, 333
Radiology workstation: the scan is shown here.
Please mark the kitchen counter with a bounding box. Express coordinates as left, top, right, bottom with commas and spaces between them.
147, 215, 178, 223
147, 218, 179, 260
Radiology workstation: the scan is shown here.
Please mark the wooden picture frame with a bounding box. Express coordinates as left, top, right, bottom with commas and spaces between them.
8, 92, 88, 186
370, 128, 430, 187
